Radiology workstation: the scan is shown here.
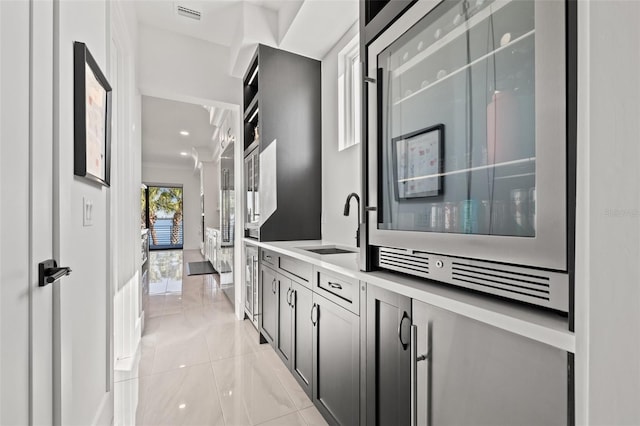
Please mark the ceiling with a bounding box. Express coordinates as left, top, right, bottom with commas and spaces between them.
141, 95, 230, 167
137, 0, 359, 168
134, 0, 292, 47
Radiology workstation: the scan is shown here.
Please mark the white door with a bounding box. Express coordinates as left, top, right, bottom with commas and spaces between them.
1, 1, 57, 424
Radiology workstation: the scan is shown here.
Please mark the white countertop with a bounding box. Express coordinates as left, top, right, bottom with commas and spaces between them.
244, 238, 575, 353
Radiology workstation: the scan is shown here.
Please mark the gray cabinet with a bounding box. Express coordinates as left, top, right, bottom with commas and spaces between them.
291, 281, 313, 397
275, 277, 314, 398
276, 276, 293, 364
260, 265, 278, 345
412, 300, 568, 426
312, 293, 360, 426
365, 285, 411, 426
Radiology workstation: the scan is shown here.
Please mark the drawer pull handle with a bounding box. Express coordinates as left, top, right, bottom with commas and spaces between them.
311, 303, 318, 326
265, 255, 272, 262
327, 282, 342, 290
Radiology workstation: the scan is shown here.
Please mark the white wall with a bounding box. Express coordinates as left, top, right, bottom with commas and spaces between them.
142, 165, 201, 251
111, 0, 142, 379
0, 2, 31, 424
321, 22, 361, 247
575, 1, 640, 424
138, 25, 242, 106
54, 1, 113, 424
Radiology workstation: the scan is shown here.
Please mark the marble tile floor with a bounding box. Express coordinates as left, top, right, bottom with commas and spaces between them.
115, 249, 327, 426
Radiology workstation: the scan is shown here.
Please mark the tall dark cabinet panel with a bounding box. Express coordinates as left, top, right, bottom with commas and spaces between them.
244, 45, 322, 242
365, 285, 412, 426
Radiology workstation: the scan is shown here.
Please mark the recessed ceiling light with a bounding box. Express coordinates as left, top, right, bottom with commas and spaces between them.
180, 130, 190, 136
180, 151, 189, 156
178, 403, 186, 409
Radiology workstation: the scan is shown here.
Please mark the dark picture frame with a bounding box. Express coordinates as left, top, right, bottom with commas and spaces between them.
392, 124, 444, 200
74, 41, 112, 187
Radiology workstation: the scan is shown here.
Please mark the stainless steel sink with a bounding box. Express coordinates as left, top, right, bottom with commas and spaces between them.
299, 245, 357, 255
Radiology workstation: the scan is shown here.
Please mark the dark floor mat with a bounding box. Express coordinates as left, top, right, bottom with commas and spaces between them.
187, 261, 218, 276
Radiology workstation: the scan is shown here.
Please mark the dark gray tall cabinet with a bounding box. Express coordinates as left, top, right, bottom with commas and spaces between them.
243, 44, 322, 242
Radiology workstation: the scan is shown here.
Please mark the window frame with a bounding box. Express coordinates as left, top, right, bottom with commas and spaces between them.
338, 35, 361, 152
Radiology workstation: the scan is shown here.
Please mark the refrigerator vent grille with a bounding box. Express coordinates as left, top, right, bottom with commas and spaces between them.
451, 262, 550, 301
379, 248, 430, 278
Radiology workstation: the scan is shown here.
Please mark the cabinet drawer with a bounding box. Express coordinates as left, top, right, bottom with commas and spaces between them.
279, 255, 312, 284
261, 248, 277, 267
314, 268, 360, 315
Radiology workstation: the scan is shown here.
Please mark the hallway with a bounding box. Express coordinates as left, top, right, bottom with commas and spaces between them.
114, 250, 327, 425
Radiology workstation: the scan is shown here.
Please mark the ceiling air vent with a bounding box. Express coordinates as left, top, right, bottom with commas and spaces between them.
176, 5, 201, 21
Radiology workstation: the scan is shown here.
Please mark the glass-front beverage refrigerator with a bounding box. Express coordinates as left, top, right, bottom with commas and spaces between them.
365, 0, 571, 311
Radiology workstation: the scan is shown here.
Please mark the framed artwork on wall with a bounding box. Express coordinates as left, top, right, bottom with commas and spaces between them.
73, 41, 112, 187
392, 124, 444, 200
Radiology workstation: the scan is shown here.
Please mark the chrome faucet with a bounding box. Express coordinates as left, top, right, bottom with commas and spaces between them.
343, 193, 360, 248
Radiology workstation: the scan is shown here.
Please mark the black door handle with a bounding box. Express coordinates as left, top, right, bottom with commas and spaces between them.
39, 259, 71, 287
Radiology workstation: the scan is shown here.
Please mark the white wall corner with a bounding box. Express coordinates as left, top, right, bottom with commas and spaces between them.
277, 0, 305, 43
279, 1, 358, 60
228, 10, 246, 76
229, 2, 278, 78
231, 43, 259, 78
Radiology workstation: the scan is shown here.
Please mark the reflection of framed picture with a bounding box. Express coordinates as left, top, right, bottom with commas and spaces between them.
74, 41, 112, 187
393, 124, 444, 200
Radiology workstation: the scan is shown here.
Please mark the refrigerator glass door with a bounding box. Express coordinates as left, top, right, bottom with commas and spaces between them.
367, 0, 567, 270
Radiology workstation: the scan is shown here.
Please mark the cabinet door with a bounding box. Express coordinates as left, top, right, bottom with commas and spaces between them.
260, 265, 278, 345
412, 300, 568, 426
291, 281, 313, 397
312, 294, 359, 426
276, 275, 292, 367
366, 285, 411, 426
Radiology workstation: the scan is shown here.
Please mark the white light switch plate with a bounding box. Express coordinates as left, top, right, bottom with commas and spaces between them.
83, 197, 93, 226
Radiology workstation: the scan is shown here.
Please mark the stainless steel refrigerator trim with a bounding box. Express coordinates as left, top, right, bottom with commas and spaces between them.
410, 324, 417, 426
366, 0, 567, 271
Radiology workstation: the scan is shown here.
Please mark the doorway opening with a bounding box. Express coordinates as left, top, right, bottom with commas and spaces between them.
142, 185, 184, 250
